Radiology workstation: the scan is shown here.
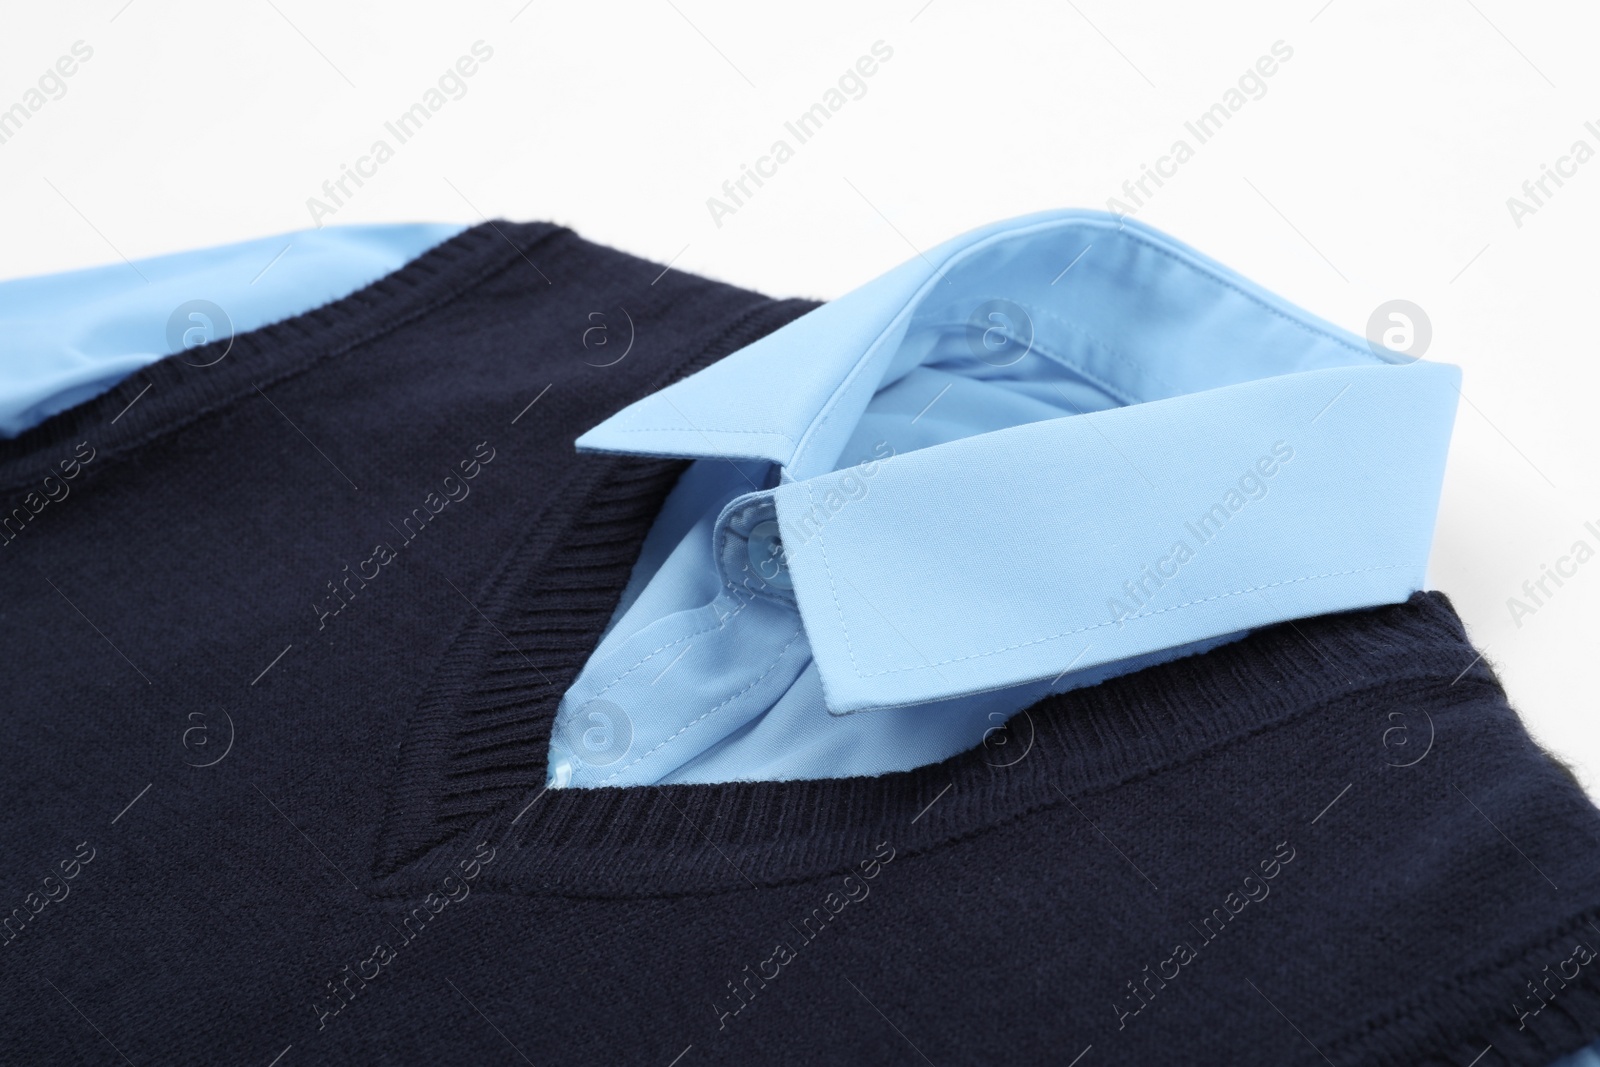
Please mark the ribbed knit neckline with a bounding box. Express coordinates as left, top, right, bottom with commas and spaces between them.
133, 225, 1491, 900
387, 528, 1493, 899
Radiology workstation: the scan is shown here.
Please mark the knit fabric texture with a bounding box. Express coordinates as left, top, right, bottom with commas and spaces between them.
2, 222, 1598, 1066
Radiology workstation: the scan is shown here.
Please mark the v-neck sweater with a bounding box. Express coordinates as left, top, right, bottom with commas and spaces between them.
2, 221, 1599, 1066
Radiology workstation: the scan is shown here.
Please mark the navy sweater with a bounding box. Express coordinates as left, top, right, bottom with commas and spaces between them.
2, 222, 1599, 1066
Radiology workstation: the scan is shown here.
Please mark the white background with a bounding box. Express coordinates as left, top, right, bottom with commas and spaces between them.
4, 1, 1597, 793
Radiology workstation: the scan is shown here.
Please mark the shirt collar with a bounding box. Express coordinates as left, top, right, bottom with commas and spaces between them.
579, 210, 1460, 715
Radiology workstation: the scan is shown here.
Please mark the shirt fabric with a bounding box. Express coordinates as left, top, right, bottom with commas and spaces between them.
554, 210, 1460, 788
1, 221, 1600, 1066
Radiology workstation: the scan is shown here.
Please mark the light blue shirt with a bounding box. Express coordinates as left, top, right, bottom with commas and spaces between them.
556, 209, 1461, 788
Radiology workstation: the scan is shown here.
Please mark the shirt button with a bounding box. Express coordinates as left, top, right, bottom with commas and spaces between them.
747, 520, 793, 590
